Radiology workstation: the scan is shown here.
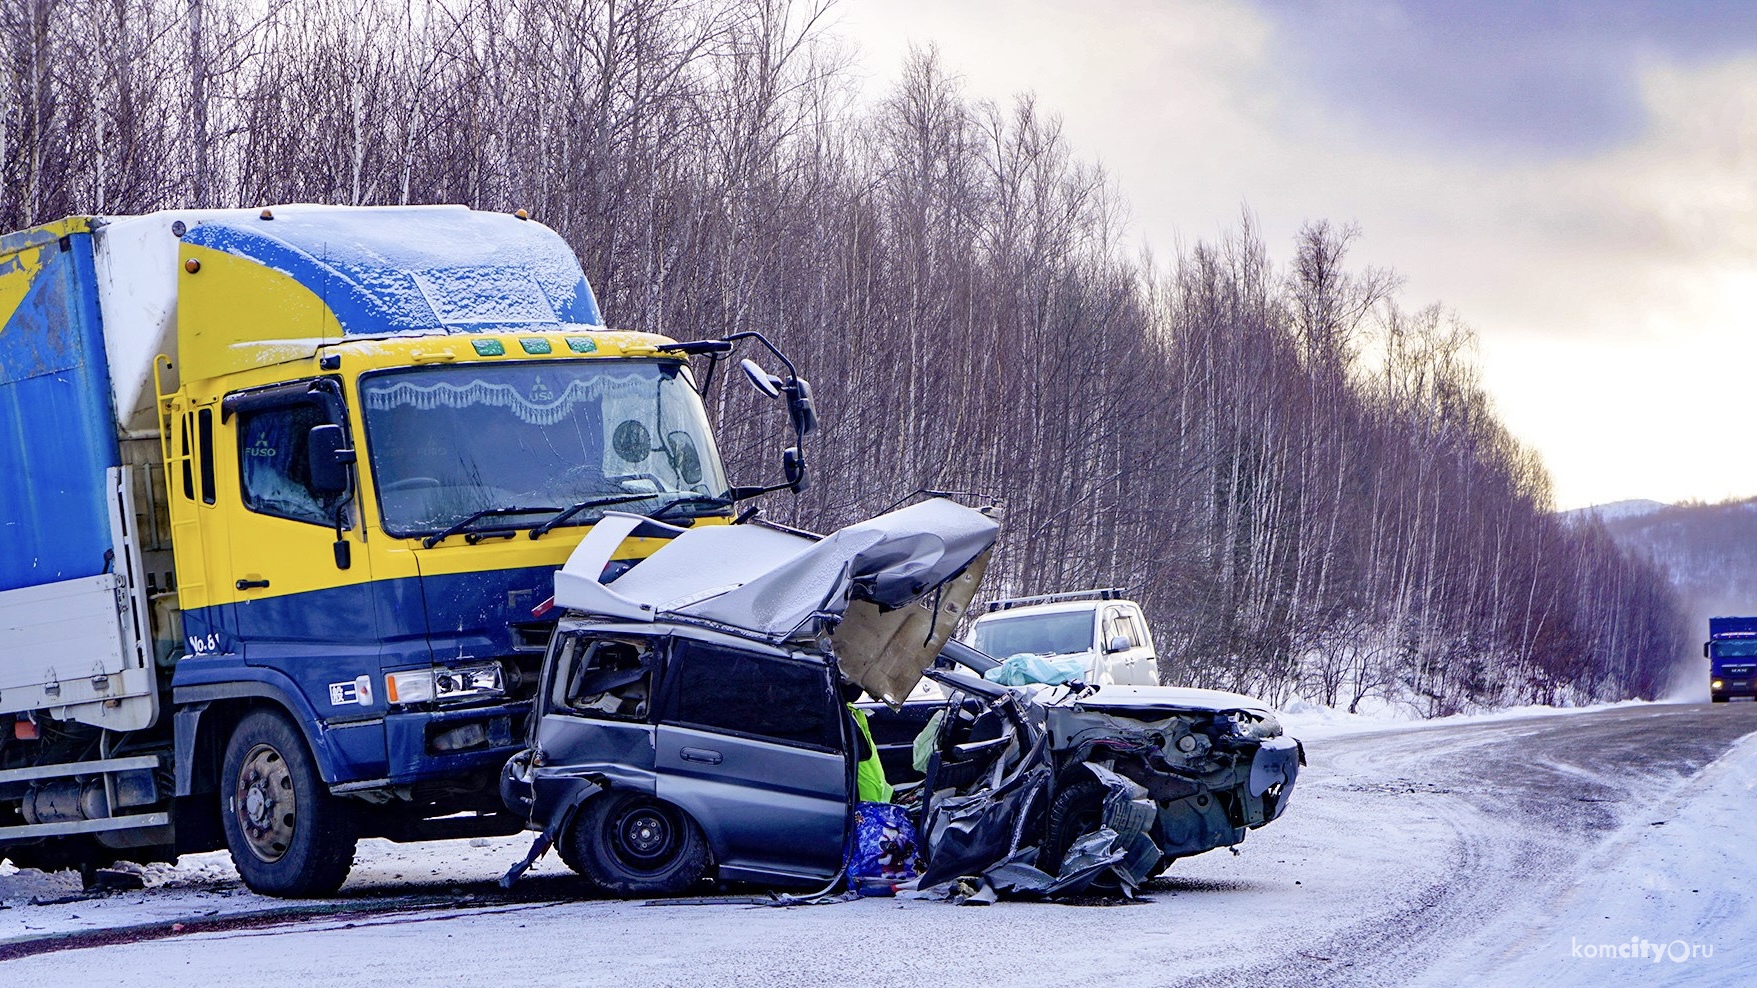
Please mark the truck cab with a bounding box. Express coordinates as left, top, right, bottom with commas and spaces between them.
0, 206, 807, 895
1706, 616, 1756, 703
964, 589, 1159, 686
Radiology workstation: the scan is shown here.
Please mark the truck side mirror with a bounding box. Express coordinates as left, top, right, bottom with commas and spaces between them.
307, 423, 354, 495
1106, 634, 1130, 654
787, 377, 817, 437
740, 359, 783, 398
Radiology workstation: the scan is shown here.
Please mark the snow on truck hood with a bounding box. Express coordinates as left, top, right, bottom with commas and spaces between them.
554, 498, 1000, 703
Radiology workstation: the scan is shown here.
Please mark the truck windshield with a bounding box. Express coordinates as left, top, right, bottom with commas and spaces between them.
1712, 641, 1757, 659
970, 610, 1094, 658
360, 359, 728, 538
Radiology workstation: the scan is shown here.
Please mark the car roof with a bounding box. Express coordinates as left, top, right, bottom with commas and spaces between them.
975, 600, 1118, 620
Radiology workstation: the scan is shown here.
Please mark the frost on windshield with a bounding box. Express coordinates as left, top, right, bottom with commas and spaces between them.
361, 360, 726, 535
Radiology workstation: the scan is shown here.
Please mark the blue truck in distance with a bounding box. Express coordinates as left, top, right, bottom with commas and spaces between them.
1705, 616, 1756, 703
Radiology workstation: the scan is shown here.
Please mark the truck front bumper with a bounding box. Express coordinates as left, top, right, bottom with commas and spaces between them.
384, 699, 532, 785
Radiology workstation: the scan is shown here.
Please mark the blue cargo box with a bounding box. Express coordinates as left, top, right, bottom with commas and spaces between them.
0, 223, 120, 593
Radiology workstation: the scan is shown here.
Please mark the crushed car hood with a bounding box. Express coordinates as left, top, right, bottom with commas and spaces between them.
552, 498, 999, 702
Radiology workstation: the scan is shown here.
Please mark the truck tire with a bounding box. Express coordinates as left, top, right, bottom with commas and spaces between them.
566, 792, 708, 896
221, 709, 357, 897
1711, 694, 1728, 703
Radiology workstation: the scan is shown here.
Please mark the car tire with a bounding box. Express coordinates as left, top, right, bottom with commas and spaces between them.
221, 709, 357, 897
568, 792, 708, 896
1040, 778, 1122, 893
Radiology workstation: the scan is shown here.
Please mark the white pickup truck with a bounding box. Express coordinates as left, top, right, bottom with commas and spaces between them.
964, 589, 1159, 686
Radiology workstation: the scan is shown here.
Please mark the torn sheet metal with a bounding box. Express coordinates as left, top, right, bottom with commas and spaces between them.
918, 759, 1052, 890
832, 549, 990, 706
1090, 763, 1163, 890
551, 498, 999, 701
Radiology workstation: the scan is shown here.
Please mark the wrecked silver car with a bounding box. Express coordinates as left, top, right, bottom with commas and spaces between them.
870, 642, 1303, 894
501, 498, 1301, 897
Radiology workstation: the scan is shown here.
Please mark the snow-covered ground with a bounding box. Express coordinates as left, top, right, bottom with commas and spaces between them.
1425, 732, 1755, 987
2, 700, 1750, 987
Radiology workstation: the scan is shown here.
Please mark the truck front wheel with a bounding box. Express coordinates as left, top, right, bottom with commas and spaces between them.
221, 709, 357, 897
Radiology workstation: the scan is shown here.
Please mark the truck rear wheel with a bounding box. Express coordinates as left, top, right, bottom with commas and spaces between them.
221, 709, 357, 897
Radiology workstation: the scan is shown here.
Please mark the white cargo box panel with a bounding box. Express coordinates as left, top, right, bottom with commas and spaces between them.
0, 573, 157, 729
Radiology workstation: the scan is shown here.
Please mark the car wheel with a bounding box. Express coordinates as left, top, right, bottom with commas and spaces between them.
569, 792, 708, 896
1041, 779, 1122, 894
221, 709, 357, 897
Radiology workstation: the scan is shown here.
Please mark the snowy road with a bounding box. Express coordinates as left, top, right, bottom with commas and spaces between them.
2, 702, 1752, 986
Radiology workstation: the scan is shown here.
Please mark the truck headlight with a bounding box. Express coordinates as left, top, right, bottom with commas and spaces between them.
387, 662, 505, 704
1711, 679, 1724, 690
435, 662, 504, 700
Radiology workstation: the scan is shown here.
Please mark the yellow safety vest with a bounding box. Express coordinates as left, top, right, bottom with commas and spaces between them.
849, 705, 893, 804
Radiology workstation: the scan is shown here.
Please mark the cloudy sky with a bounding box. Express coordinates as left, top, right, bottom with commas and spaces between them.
832, 0, 1756, 511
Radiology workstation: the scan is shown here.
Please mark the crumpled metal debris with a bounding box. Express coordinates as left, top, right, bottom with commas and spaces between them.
918, 760, 1051, 889
1088, 762, 1164, 891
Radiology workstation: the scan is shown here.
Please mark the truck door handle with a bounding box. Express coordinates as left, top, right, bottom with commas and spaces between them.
235, 579, 271, 590
680, 747, 722, 765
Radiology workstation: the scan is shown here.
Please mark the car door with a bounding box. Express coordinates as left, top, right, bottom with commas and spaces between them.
1122, 606, 1159, 684
1098, 606, 1131, 684
653, 639, 848, 884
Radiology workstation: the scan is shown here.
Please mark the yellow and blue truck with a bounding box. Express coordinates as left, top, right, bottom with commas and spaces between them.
0, 205, 803, 895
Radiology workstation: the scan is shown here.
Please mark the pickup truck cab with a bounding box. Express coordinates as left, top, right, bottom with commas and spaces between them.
965, 589, 1159, 686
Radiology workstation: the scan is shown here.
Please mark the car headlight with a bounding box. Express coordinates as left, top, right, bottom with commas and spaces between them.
387, 662, 505, 704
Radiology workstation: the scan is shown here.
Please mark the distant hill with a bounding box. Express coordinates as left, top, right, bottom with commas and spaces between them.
1561, 499, 1668, 524
1576, 497, 1757, 692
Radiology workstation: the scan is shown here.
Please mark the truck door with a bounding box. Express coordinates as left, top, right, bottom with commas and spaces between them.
653, 640, 847, 884
220, 381, 385, 772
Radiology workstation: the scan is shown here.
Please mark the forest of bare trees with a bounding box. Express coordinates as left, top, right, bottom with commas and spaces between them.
1, 0, 1689, 713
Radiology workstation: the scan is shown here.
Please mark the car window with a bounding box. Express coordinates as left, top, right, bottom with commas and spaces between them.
665, 641, 839, 750
1122, 613, 1145, 648
1102, 608, 1126, 647
237, 399, 333, 526
971, 610, 1095, 657
555, 635, 656, 721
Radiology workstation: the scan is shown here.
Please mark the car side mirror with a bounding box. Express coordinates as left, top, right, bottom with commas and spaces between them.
307, 423, 354, 495
1106, 634, 1130, 654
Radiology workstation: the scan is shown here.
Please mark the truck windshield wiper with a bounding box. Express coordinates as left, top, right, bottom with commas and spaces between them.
646, 494, 734, 523
528, 493, 657, 540
423, 506, 563, 548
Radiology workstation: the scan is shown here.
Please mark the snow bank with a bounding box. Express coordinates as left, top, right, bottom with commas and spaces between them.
1277, 693, 1672, 741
